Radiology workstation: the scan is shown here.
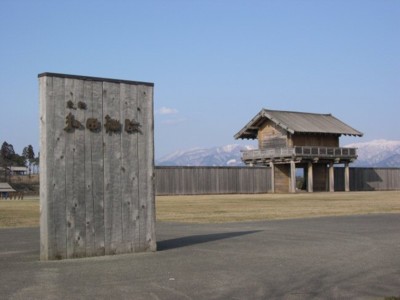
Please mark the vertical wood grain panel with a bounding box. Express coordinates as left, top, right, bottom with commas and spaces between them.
137, 85, 156, 251
337, 167, 400, 191
73, 79, 86, 257
84, 80, 95, 257
154, 167, 272, 195
146, 86, 156, 251
120, 83, 139, 252
52, 77, 66, 259
103, 81, 122, 255
91, 81, 105, 256
40, 73, 155, 260
155, 166, 400, 195
39, 76, 53, 260
64, 78, 75, 258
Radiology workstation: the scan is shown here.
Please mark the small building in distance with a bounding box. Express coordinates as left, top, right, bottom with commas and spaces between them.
0, 166, 29, 176
234, 108, 363, 193
9, 166, 28, 175
0, 182, 16, 198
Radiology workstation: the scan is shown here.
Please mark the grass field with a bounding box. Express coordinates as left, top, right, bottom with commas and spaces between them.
157, 191, 400, 223
0, 191, 399, 228
0, 197, 40, 228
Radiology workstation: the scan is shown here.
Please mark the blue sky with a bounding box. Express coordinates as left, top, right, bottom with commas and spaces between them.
1, 0, 399, 158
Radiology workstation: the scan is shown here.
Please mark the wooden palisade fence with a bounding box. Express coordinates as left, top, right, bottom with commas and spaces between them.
334, 168, 400, 191
156, 166, 271, 195
155, 167, 400, 195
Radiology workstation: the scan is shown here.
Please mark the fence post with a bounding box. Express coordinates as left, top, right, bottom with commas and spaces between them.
307, 162, 313, 192
344, 162, 350, 192
329, 162, 335, 192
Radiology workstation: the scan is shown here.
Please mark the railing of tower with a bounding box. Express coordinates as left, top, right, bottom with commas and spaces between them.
241, 147, 357, 161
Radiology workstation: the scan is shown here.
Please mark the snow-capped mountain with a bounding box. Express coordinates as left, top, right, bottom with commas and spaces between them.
156, 140, 400, 167
156, 144, 255, 166
345, 139, 400, 167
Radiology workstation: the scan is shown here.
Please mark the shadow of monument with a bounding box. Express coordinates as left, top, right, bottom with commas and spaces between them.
157, 230, 262, 251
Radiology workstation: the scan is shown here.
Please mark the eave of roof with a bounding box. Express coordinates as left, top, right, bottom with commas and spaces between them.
0, 182, 16, 192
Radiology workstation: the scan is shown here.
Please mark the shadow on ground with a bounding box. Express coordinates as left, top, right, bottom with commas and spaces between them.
157, 230, 262, 251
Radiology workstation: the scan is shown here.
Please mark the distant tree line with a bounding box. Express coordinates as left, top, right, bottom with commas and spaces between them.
0, 141, 39, 181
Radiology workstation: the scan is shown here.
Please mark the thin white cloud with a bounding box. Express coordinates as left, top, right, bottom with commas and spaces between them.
156, 106, 178, 115
161, 118, 186, 125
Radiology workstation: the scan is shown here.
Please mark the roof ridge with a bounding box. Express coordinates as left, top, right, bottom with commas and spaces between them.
262, 108, 331, 116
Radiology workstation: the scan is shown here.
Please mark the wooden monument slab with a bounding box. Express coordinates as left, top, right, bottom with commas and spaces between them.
39, 73, 156, 260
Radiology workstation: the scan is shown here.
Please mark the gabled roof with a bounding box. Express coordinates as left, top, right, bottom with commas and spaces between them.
234, 108, 363, 139
0, 182, 16, 192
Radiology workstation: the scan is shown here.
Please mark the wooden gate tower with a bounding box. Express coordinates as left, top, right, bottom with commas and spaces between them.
235, 109, 363, 193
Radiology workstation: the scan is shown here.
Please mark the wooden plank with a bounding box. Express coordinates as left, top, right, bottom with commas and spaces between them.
190, 168, 196, 194
254, 168, 262, 193
120, 82, 139, 252
64, 77, 75, 258
102, 81, 112, 255
137, 84, 146, 248
307, 162, 313, 193
270, 163, 275, 193
39, 75, 53, 260
237, 168, 244, 193
145, 85, 156, 251
72, 79, 86, 258
154, 168, 163, 195
219, 169, 227, 193
329, 162, 335, 192
313, 164, 327, 191
266, 167, 272, 192
91, 81, 105, 256
247, 168, 254, 193
211, 167, 218, 194
52, 76, 67, 259
163, 168, 169, 195
137, 85, 156, 251
290, 161, 296, 193
344, 163, 350, 192
202, 168, 210, 194
84, 80, 95, 257
394, 169, 400, 189
251, 168, 258, 193
395, 169, 400, 189
350, 168, 356, 191
275, 164, 290, 193
103, 81, 123, 255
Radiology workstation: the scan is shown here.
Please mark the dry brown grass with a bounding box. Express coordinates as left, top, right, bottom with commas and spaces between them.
156, 191, 400, 223
0, 197, 39, 228
1, 192, 399, 228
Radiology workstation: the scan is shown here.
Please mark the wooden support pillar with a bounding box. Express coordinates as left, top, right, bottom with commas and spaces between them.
270, 161, 275, 193
290, 160, 296, 193
344, 162, 350, 192
329, 162, 335, 192
307, 162, 313, 193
